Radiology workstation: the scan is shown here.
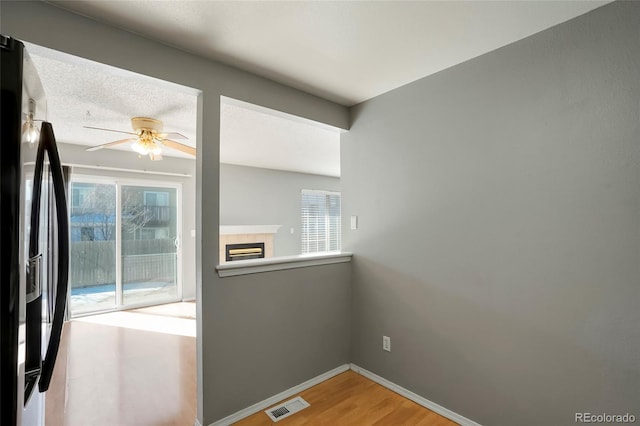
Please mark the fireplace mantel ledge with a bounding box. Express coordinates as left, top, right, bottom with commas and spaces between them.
220, 225, 281, 235
216, 252, 353, 277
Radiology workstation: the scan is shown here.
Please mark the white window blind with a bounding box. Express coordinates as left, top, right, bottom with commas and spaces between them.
301, 190, 341, 254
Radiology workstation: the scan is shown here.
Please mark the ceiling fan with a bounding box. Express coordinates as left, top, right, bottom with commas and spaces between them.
84, 117, 195, 161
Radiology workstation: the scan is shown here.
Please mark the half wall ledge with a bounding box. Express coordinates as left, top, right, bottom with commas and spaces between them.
216, 252, 353, 277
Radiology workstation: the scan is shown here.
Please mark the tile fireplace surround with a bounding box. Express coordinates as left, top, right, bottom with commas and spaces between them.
219, 225, 281, 264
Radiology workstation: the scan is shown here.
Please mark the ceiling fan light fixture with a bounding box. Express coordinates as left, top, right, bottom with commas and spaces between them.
151, 143, 162, 155
131, 138, 162, 158
131, 140, 149, 155
85, 116, 194, 160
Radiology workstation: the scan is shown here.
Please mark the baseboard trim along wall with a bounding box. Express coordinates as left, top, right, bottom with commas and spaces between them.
208, 364, 350, 426
207, 362, 480, 426
350, 364, 482, 426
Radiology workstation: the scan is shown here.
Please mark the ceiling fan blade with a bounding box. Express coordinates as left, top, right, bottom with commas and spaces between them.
158, 132, 188, 140
86, 138, 135, 152
161, 139, 196, 156
84, 125, 137, 136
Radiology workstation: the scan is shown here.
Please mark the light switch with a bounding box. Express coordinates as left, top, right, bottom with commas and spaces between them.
190, 230, 196, 237
350, 215, 358, 230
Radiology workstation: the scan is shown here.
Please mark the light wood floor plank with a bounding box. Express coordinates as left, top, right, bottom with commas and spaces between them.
235, 371, 458, 425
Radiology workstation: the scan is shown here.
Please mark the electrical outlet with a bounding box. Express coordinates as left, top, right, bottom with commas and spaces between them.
383, 336, 391, 352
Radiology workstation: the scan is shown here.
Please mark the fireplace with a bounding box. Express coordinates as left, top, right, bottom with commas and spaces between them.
219, 225, 280, 264
225, 242, 265, 262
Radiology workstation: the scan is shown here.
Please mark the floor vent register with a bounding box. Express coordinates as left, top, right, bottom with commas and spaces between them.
265, 396, 310, 422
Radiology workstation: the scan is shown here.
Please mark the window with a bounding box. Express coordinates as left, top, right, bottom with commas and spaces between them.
80, 227, 95, 241
144, 190, 169, 206
139, 227, 170, 240
301, 190, 341, 254
71, 184, 93, 208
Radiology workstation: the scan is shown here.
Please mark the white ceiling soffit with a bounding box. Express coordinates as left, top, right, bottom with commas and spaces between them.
220, 97, 341, 178
48, 0, 610, 106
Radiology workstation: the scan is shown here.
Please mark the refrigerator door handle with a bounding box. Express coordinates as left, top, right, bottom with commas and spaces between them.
23, 123, 48, 404
27, 126, 47, 288
25, 254, 42, 304
37, 122, 69, 393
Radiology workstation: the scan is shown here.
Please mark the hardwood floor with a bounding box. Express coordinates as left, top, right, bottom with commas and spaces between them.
235, 371, 458, 426
46, 302, 455, 426
45, 304, 196, 426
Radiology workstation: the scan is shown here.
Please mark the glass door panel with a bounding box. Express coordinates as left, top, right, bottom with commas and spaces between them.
121, 185, 178, 306
69, 182, 117, 315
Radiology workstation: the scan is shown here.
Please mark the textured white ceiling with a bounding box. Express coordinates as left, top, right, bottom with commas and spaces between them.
48, 0, 610, 106
26, 43, 340, 174
26, 42, 199, 159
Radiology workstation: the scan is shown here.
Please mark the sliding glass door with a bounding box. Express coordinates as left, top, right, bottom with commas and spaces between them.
69, 178, 181, 316
69, 182, 117, 315
121, 185, 179, 306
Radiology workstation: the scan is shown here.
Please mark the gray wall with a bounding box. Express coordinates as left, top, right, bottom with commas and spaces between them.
342, 2, 639, 425
1, 3, 350, 424
212, 263, 351, 416
57, 142, 198, 300
220, 163, 340, 256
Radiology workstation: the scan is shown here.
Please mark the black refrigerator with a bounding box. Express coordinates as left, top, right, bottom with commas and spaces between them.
1, 36, 69, 426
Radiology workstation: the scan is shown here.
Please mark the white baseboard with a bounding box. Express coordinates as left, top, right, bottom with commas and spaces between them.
208, 364, 350, 426
350, 364, 481, 426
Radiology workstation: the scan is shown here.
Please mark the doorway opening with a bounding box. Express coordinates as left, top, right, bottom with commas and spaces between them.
25, 41, 199, 426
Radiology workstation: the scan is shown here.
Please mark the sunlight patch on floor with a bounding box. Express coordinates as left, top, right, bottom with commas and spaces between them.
75, 310, 196, 337
133, 301, 196, 319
